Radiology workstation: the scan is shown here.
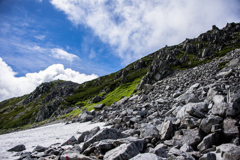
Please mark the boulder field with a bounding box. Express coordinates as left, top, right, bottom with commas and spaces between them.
8, 48, 240, 159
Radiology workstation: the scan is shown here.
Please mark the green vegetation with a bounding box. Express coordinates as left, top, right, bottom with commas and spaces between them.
219, 60, 230, 69
65, 66, 149, 105
58, 77, 142, 120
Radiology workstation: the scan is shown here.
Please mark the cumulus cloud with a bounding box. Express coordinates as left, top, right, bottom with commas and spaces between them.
51, 48, 79, 62
0, 57, 98, 102
50, 0, 240, 64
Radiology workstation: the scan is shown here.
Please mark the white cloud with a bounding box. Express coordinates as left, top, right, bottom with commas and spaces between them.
51, 48, 79, 62
34, 35, 45, 40
50, 0, 240, 64
28, 46, 46, 52
0, 57, 98, 102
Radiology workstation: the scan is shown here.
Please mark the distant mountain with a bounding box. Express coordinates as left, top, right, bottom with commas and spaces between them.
1, 22, 240, 134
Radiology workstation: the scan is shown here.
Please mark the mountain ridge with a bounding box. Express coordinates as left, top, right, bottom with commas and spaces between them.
1, 22, 240, 134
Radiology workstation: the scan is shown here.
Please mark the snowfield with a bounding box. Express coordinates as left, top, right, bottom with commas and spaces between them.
0, 122, 107, 159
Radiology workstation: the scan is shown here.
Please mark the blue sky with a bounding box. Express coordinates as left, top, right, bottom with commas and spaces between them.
0, 0, 240, 101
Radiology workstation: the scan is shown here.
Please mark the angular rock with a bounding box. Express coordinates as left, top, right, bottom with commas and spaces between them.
197, 133, 220, 151
182, 128, 202, 146
200, 115, 223, 134
212, 95, 225, 104
78, 110, 94, 122
140, 123, 159, 138
62, 136, 78, 146
82, 128, 129, 151
151, 143, 169, 158
116, 97, 129, 106
207, 88, 218, 101
176, 93, 199, 104
7, 144, 26, 152
138, 110, 148, 117
60, 151, 93, 160
216, 143, 240, 160
180, 116, 200, 129
167, 147, 195, 160
159, 120, 173, 140
33, 145, 48, 152
176, 103, 205, 118
130, 153, 167, 160
211, 102, 229, 117
223, 118, 239, 138
78, 131, 90, 143
114, 137, 145, 152
229, 58, 239, 66
90, 95, 103, 103
19, 152, 32, 159
94, 103, 105, 110
83, 139, 115, 156
104, 143, 139, 160
84, 126, 100, 142
199, 153, 216, 160
180, 144, 194, 152
216, 69, 232, 78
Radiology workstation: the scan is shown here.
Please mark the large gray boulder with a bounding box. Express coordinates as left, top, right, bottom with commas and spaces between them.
104, 143, 139, 160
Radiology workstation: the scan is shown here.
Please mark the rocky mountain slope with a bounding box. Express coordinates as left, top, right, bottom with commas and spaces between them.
6, 23, 240, 160
1, 22, 240, 137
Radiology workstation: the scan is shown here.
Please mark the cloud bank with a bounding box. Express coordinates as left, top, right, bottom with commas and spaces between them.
0, 57, 98, 102
50, 0, 240, 64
